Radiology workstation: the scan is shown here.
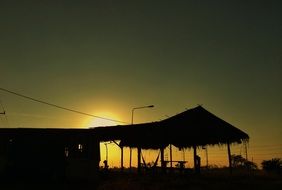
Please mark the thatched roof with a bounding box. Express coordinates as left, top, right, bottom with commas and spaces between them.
94, 106, 249, 149
0, 106, 249, 150
93, 122, 165, 149
0, 128, 97, 146
160, 106, 249, 148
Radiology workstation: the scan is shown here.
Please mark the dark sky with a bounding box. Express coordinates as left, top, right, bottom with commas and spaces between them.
0, 0, 281, 160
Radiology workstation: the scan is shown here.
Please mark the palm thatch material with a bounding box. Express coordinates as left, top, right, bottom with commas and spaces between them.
94, 106, 249, 149
160, 106, 249, 148
93, 122, 165, 149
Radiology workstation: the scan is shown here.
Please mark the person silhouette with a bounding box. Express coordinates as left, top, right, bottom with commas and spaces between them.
103, 160, 109, 170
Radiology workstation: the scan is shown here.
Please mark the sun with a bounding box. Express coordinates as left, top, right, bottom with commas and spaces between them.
85, 111, 122, 128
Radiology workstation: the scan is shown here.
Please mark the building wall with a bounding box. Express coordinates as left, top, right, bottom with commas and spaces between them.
0, 130, 100, 181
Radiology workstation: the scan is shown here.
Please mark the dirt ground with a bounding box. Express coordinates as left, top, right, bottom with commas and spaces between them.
96, 170, 282, 190
1, 169, 281, 190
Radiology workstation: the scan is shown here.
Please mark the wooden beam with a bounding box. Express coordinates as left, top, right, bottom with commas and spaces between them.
112, 140, 120, 147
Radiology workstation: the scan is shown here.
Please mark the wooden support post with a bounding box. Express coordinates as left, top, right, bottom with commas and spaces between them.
129, 147, 132, 169
193, 145, 197, 172
137, 147, 141, 173
227, 142, 232, 174
121, 146, 124, 170
160, 147, 165, 172
170, 144, 173, 169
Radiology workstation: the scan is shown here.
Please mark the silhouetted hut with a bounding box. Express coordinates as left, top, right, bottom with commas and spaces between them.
95, 106, 249, 173
159, 106, 249, 172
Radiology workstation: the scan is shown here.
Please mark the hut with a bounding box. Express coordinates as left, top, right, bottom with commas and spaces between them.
94, 106, 249, 172
159, 105, 249, 172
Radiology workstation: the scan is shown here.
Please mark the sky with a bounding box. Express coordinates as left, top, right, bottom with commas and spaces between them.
0, 0, 281, 167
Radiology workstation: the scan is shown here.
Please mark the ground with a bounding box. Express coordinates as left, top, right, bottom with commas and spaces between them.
97, 169, 282, 190
1, 169, 281, 190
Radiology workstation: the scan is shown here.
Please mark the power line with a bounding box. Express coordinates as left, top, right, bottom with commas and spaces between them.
0, 87, 128, 124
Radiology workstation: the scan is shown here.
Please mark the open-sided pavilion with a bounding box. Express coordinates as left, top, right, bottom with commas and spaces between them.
94, 105, 249, 172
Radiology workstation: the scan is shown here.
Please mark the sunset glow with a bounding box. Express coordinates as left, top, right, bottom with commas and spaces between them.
0, 0, 281, 170
85, 112, 122, 128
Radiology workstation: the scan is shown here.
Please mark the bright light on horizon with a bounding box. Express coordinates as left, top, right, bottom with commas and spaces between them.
85, 111, 122, 128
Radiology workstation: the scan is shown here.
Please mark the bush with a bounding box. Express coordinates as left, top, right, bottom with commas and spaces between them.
261, 158, 282, 173
231, 154, 257, 170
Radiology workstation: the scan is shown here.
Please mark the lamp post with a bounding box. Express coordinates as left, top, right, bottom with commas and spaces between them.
129, 105, 154, 169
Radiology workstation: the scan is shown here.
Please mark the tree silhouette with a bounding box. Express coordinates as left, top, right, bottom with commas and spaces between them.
261, 158, 282, 174
231, 154, 257, 170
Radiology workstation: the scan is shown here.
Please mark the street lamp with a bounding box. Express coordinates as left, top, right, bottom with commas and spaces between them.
131, 105, 154, 125
129, 105, 154, 169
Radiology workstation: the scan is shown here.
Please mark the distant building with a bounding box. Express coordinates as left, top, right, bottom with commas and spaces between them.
0, 128, 100, 181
